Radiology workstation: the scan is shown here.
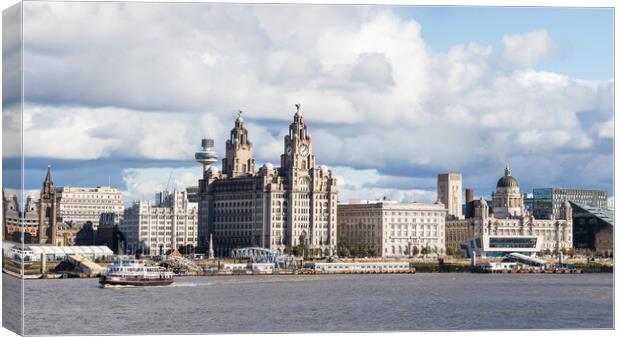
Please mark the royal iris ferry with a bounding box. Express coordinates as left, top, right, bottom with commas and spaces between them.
99, 258, 174, 287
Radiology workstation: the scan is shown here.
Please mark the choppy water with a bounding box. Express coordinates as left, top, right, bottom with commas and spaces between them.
4, 273, 614, 335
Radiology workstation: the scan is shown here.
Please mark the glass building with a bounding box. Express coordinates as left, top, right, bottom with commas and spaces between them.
533, 188, 608, 220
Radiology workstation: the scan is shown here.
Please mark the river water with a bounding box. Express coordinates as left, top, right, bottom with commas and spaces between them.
4, 273, 614, 335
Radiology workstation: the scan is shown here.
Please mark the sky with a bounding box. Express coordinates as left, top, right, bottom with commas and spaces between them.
1, 2, 614, 206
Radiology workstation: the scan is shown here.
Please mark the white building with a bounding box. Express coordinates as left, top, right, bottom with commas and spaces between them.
437, 173, 462, 219
120, 191, 198, 255
338, 200, 447, 257
198, 109, 338, 257
446, 165, 573, 258
56, 186, 124, 229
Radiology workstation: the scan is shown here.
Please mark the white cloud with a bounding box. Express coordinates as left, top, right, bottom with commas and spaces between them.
502, 30, 555, 67
121, 166, 202, 205
15, 3, 612, 196
331, 166, 436, 204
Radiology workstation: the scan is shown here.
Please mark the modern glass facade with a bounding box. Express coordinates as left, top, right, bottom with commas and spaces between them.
533, 188, 608, 219
488, 237, 537, 249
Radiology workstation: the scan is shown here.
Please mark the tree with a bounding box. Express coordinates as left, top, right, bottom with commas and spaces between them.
446, 246, 460, 257
421, 246, 430, 257
292, 245, 302, 257
367, 248, 378, 257
536, 250, 545, 257
342, 247, 350, 257
412, 246, 420, 256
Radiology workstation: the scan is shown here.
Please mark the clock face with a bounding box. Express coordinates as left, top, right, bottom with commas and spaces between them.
300, 144, 309, 156
286, 146, 293, 155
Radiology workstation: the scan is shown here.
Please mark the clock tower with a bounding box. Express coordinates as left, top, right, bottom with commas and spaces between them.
279, 104, 338, 255
280, 104, 316, 177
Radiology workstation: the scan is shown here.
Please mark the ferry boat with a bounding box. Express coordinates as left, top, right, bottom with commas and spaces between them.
99, 258, 174, 287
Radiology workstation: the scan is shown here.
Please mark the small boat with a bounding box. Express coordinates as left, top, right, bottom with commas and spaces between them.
99, 258, 174, 287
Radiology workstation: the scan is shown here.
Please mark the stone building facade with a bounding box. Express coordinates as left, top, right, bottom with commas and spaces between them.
3, 192, 40, 243
38, 166, 58, 245
56, 222, 95, 246
120, 191, 198, 255
198, 109, 338, 257
56, 186, 124, 230
437, 173, 462, 219
338, 200, 447, 257
446, 166, 573, 258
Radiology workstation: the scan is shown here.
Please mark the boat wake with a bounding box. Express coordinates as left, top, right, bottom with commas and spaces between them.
171, 282, 212, 288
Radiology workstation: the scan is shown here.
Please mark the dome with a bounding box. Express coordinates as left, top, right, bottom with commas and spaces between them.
496, 175, 519, 188
479, 197, 488, 206
207, 166, 219, 174
496, 164, 519, 188
262, 162, 274, 170
562, 200, 572, 209
319, 164, 329, 173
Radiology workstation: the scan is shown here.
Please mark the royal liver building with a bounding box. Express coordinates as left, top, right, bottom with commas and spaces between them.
197, 107, 338, 257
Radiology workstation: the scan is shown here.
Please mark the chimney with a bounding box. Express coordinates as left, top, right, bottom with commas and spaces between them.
465, 188, 474, 218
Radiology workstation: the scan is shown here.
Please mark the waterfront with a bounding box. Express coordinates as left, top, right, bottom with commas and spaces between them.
9, 273, 613, 334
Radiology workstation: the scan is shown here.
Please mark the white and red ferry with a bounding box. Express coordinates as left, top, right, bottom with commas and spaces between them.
99, 258, 174, 287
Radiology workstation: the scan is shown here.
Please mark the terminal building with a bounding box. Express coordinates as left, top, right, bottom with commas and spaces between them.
338, 199, 447, 257
532, 187, 608, 219
571, 202, 613, 255
445, 165, 573, 258
197, 108, 338, 257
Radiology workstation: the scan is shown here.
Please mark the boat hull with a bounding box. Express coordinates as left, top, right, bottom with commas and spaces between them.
99, 278, 174, 287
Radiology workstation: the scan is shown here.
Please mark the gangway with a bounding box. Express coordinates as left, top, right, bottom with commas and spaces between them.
67, 255, 105, 277
230, 247, 297, 270
162, 255, 204, 273
504, 252, 548, 267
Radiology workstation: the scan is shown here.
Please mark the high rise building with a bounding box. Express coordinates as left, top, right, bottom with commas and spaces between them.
56, 186, 124, 229
437, 173, 462, 219
532, 188, 608, 220
197, 107, 338, 256
338, 199, 447, 257
120, 191, 198, 255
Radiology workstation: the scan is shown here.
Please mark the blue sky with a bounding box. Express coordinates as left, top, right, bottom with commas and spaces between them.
2, 2, 614, 205
398, 6, 613, 80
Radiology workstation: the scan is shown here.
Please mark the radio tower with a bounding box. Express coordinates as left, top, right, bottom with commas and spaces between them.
195, 138, 218, 171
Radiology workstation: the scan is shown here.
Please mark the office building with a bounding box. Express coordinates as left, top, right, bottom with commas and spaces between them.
571, 202, 613, 255
532, 188, 607, 220
120, 191, 198, 255
56, 186, 124, 229
197, 108, 338, 256
338, 199, 447, 257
